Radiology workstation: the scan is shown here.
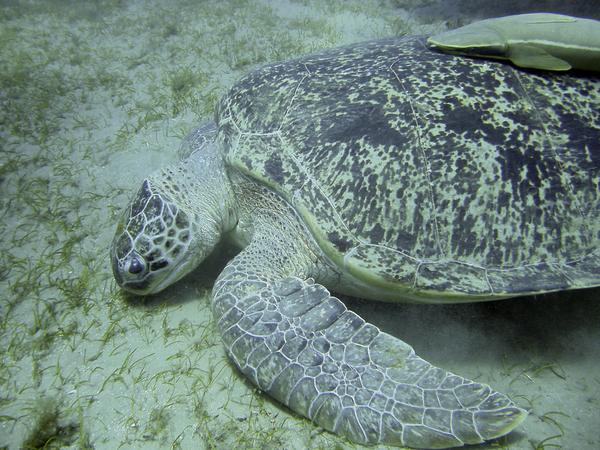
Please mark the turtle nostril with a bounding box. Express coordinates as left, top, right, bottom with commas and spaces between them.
128, 255, 146, 274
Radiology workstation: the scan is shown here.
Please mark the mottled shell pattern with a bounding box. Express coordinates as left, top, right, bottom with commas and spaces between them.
216, 36, 600, 300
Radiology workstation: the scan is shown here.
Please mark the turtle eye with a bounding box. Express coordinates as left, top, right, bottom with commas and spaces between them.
127, 254, 146, 275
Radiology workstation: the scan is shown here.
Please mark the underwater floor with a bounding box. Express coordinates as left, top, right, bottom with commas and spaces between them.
1, 0, 599, 449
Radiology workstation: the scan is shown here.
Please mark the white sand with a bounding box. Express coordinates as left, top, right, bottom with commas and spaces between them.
0, 0, 598, 449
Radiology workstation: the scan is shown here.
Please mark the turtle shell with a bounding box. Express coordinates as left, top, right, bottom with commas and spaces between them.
216, 36, 600, 301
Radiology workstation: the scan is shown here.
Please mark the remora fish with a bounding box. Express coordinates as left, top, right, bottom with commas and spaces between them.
427, 13, 600, 72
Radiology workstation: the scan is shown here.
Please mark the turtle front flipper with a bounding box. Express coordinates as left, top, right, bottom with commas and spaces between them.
213, 259, 527, 448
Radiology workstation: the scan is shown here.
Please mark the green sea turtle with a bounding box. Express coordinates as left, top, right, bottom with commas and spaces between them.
110, 35, 600, 448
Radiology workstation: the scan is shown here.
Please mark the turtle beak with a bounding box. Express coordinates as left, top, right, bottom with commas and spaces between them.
111, 249, 153, 295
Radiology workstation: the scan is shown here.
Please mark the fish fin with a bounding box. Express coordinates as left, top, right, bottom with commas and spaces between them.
508, 45, 572, 71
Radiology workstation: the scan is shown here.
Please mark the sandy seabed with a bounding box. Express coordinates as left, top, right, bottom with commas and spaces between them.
1, 1, 598, 449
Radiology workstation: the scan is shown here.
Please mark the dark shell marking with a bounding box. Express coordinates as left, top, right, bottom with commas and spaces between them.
217, 36, 600, 298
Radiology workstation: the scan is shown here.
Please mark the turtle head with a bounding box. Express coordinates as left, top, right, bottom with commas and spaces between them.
111, 145, 236, 295
111, 177, 195, 295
